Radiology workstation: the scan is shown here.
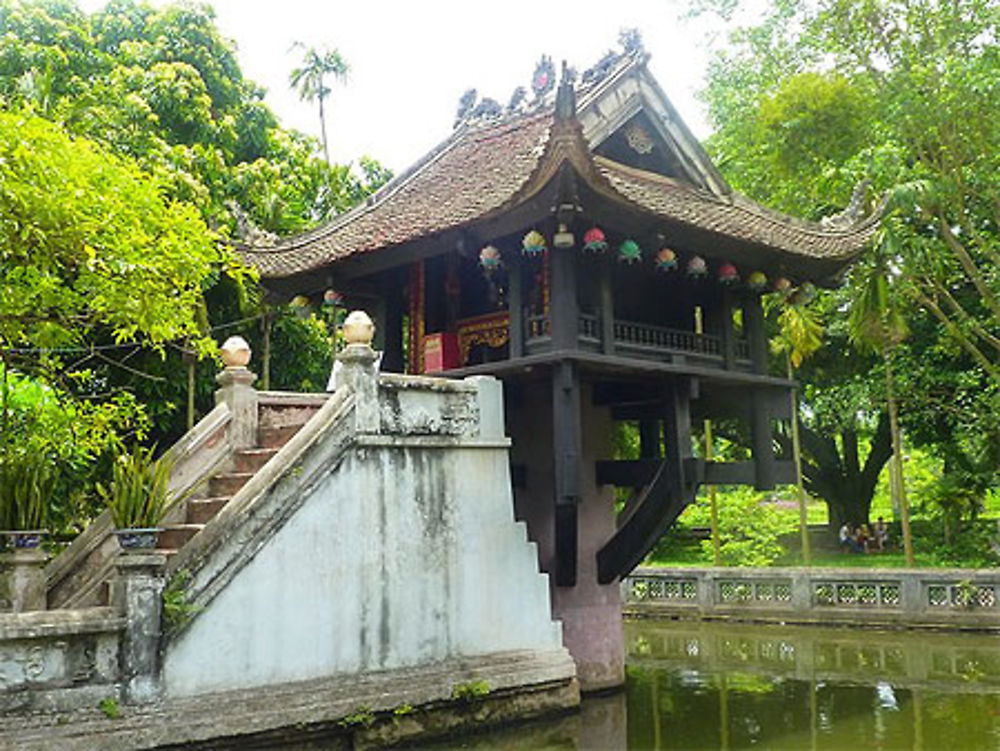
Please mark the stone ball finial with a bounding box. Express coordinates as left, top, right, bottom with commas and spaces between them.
342, 310, 375, 346
219, 335, 252, 368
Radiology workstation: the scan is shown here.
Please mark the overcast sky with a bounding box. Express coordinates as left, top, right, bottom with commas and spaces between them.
78, 1, 749, 173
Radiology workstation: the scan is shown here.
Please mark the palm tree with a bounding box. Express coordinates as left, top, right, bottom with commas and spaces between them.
289, 44, 349, 165
848, 223, 915, 565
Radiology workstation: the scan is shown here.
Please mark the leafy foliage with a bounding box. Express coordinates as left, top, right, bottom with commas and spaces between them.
696, 0, 1000, 537
97, 444, 171, 529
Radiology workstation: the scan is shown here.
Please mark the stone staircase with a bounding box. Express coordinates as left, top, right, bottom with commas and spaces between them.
44, 388, 327, 611
153, 410, 320, 561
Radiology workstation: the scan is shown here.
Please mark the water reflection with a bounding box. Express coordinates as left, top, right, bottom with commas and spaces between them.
317, 620, 1000, 749
625, 619, 1000, 751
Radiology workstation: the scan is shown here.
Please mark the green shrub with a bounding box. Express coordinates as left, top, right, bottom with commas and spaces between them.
98, 446, 171, 529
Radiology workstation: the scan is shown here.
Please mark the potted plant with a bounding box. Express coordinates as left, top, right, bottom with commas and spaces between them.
98, 445, 171, 551
0, 452, 52, 549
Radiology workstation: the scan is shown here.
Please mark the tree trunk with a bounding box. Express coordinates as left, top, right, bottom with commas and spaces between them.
792, 412, 893, 532
318, 84, 330, 166
885, 350, 915, 565
787, 355, 811, 565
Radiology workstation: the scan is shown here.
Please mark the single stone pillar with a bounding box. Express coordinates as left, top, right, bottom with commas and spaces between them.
215, 335, 258, 450
115, 553, 167, 703
0, 548, 48, 612
334, 311, 380, 434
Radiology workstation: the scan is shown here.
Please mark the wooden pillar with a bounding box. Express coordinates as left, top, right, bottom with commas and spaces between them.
599, 261, 615, 355
720, 289, 736, 369
508, 260, 523, 359
552, 360, 581, 587
382, 277, 404, 373
752, 390, 776, 490
639, 420, 660, 459
549, 246, 578, 352
743, 293, 767, 374
663, 378, 692, 494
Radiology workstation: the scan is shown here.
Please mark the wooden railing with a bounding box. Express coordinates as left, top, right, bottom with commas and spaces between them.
519, 313, 751, 366
613, 319, 722, 358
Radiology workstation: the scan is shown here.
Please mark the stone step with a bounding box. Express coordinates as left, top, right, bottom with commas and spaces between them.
157, 524, 204, 550
186, 497, 230, 525
257, 423, 307, 449
210, 472, 255, 497
233, 447, 279, 473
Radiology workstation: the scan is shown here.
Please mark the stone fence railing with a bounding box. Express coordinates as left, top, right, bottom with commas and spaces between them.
624, 566, 1000, 629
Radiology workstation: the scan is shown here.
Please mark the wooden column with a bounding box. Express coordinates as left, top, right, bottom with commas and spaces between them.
720, 289, 736, 369
599, 260, 615, 355
382, 276, 404, 373
752, 391, 776, 490
508, 260, 523, 359
552, 360, 581, 587
549, 246, 578, 352
663, 378, 692, 495
743, 293, 767, 375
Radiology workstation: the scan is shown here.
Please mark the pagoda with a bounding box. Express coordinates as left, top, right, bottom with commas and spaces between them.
240, 43, 879, 690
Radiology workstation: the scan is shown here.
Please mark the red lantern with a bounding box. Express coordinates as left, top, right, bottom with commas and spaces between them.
583, 227, 608, 253
718, 262, 739, 284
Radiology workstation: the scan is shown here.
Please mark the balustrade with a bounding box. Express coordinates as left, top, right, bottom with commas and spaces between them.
519, 313, 751, 367
624, 567, 1000, 628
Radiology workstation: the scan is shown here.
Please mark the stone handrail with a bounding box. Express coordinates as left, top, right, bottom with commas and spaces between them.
166, 387, 354, 615
624, 566, 1000, 629
45, 403, 234, 609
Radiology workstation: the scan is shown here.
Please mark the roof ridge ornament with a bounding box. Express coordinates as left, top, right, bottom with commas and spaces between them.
821, 180, 871, 230
555, 60, 577, 122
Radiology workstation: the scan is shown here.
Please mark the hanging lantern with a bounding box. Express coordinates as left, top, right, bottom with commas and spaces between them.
686, 255, 707, 278
582, 227, 608, 253
290, 294, 311, 318
773, 277, 793, 293
618, 238, 642, 264
479, 244, 502, 273
718, 262, 739, 285
747, 271, 768, 291
654, 248, 677, 271
788, 281, 817, 306
323, 289, 343, 307
522, 229, 547, 256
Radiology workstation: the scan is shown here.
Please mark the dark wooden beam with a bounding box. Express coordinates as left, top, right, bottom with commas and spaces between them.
743, 293, 767, 375
549, 246, 578, 351
596, 458, 795, 487
600, 260, 615, 355
752, 390, 776, 490
381, 272, 405, 373
720, 288, 735, 370
596, 378, 697, 583
508, 258, 523, 359
552, 361, 581, 587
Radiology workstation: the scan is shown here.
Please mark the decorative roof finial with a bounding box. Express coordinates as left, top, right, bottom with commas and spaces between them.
619, 28, 644, 55
555, 62, 577, 121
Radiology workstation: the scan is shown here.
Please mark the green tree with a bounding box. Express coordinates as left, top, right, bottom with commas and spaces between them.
693, 0, 1000, 540
847, 230, 915, 563
289, 43, 349, 166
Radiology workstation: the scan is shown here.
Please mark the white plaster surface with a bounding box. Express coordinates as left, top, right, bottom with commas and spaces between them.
162, 379, 564, 697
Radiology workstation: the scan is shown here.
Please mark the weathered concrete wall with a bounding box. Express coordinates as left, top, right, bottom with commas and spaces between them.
0, 608, 121, 714
507, 377, 625, 692
162, 373, 568, 697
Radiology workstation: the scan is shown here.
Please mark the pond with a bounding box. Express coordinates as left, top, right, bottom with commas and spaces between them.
412, 618, 1000, 750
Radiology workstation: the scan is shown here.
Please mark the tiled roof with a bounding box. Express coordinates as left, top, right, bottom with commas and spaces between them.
594, 158, 881, 261
241, 64, 879, 279
243, 113, 553, 278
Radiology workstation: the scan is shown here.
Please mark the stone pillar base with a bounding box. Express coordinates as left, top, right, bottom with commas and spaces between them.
552, 587, 625, 692
0, 548, 48, 612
